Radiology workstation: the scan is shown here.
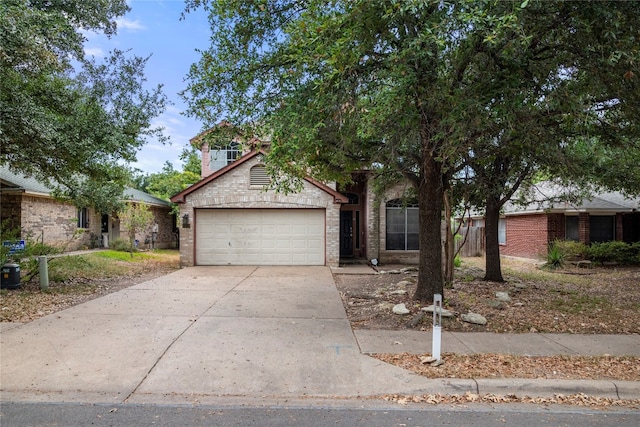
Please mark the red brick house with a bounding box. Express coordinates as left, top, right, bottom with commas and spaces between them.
465, 186, 640, 259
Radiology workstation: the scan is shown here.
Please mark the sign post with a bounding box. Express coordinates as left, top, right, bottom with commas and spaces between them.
432, 293, 442, 361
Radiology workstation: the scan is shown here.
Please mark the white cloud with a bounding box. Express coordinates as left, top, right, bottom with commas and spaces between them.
84, 47, 105, 57
116, 18, 146, 32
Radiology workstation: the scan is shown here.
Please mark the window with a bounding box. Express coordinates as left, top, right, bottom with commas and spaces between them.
565, 216, 579, 241
77, 207, 89, 228
210, 141, 241, 171
590, 215, 615, 243
250, 165, 271, 186
386, 199, 419, 250
498, 218, 506, 245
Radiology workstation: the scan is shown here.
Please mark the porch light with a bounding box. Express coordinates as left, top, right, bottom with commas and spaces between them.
182, 213, 190, 228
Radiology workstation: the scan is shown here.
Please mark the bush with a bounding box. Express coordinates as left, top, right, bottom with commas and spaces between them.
554, 240, 588, 260
545, 240, 566, 269
586, 241, 638, 265
109, 238, 136, 252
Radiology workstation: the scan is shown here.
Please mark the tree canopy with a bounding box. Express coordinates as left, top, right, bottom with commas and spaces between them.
0, 0, 168, 211
182, 0, 640, 301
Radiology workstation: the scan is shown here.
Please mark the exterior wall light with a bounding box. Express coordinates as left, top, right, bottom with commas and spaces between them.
182, 213, 191, 228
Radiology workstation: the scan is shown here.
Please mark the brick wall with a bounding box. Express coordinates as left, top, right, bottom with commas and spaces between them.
19, 195, 84, 250
178, 156, 341, 267
547, 213, 565, 242
501, 213, 549, 259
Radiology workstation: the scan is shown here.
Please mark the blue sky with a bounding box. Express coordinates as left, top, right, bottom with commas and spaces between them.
84, 0, 210, 174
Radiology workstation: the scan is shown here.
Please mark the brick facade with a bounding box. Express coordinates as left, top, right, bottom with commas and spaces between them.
176, 155, 342, 267
500, 213, 549, 259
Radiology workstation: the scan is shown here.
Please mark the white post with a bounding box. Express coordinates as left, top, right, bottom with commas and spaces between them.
432, 293, 442, 360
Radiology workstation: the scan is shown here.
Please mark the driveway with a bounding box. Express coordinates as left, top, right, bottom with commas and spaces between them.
1, 267, 467, 405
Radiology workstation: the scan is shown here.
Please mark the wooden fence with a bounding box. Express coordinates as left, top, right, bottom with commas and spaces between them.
454, 226, 485, 257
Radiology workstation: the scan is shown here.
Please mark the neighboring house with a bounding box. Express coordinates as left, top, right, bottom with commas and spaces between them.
461, 185, 640, 259
170, 134, 424, 268
0, 166, 175, 252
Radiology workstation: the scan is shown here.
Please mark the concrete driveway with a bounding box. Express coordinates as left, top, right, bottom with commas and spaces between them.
1, 266, 469, 405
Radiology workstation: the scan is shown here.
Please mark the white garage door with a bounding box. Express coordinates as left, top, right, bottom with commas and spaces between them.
195, 209, 325, 265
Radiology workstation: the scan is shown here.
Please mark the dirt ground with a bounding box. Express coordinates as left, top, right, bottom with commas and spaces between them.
333, 257, 640, 334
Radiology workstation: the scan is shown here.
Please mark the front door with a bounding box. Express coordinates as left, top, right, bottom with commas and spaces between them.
340, 211, 354, 258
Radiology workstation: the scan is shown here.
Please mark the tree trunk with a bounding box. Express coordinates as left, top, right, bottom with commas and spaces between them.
443, 190, 454, 284
414, 155, 445, 303
484, 196, 504, 282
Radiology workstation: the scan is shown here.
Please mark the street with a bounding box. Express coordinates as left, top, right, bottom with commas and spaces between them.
1, 402, 638, 427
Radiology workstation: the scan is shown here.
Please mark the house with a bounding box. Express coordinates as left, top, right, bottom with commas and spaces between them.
170, 135, 423, 267
0, 166, 175, 252
462, 185, 640, 259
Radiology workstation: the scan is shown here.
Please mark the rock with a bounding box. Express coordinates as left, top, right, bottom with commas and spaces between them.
431, 359, 445, 367
461, 312, 487, 325
400, 267, 419, 273
513, 302, 524, 307
421, 305, 454, 317
389, 289, 408, 295
486, 300, 505, 310
514, 283, 528, 290
495, 291, 511, 302
396, 280, 414, 287
392, 303, 411, 315
420, 356, 437, 364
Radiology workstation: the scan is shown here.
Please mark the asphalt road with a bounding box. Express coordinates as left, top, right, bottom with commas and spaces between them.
1, 402, 639, 427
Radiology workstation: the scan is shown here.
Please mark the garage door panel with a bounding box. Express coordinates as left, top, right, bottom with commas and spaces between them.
196, 209, 325, 265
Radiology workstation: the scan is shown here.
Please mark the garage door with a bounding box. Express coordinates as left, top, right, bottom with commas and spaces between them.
195, 209, 325, 265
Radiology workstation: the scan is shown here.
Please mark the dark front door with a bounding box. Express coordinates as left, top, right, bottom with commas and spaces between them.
340, 211, 354, 257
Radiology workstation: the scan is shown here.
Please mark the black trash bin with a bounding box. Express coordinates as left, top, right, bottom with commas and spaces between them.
1, 263, 20, 289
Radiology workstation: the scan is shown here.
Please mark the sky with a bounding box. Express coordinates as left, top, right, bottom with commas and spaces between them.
84, 0, 211, 174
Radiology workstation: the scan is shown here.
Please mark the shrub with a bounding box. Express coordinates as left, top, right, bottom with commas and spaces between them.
454, 254, 462, 268
545, 240, 566, 269
109, 238, 135, 252
554, 240, 588, 260
586, 241, 637, 265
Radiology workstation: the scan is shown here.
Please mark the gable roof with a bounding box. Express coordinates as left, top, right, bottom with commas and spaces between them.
170, 149, 348, 204
0, 165, 169, 207
503, 182, 640, 215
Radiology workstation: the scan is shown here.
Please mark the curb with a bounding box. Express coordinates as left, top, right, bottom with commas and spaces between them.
474, 379, 640, 400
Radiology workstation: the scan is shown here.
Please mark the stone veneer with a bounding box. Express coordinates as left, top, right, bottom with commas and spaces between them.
177, 156, 342, 267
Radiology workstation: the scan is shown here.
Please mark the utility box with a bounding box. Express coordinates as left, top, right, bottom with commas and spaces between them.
1, 263, 21, 289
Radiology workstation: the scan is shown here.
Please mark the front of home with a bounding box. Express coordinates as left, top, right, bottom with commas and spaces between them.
0, 166, 175, 252
171, 137, 424, 268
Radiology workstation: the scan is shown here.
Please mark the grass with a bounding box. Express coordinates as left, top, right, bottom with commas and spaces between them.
43, 250, 179, 282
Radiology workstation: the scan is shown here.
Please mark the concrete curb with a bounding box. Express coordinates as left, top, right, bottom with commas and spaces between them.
473, 379, 640, 400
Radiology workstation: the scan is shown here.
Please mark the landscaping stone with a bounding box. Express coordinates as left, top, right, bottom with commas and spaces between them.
461, 312, 487, 325
392, 303, 411, 315
389, 289, 408, 295
421, 305, 454, 317
495, 291, 511, 302
486, 300, 505, 310
396, 280, 414, 287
